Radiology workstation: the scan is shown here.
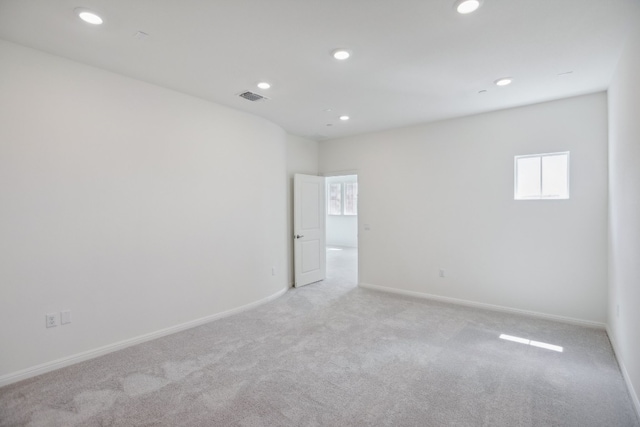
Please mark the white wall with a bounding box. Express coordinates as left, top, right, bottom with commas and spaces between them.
608, 17, 640, 414
320, 93, 608, 324
0, 40, 288, 381
326, 175, 358, 248
286, 135, 319, 286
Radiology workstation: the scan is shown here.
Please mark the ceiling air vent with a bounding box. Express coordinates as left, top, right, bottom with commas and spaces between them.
238, 91, 269, 102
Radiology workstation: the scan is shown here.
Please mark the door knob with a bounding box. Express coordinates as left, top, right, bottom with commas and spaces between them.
294, 234, 304, 239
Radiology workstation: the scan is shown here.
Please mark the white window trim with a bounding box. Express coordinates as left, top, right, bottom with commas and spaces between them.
514, 151, 570, 200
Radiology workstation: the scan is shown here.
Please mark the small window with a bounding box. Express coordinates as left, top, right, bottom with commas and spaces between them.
328, 183, 342, 215
344, 183, 358, 215
514, 152, 569, 200
327, 181, 358, 215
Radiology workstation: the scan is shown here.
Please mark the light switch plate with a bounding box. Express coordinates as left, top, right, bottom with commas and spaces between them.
61, 310, 71, 325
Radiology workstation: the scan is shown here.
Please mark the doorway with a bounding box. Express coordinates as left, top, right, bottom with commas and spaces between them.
325, 174, 358, 286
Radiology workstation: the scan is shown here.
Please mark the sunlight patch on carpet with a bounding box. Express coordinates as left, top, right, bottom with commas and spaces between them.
499, 334, 564, 352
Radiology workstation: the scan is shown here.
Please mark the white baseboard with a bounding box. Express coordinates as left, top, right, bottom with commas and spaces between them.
358, 282, 606, 329
606, 326, 640, 421
0, 287, 288, 388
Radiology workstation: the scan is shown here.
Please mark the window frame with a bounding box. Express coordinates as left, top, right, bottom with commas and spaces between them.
327, 180, 358, 215
514, 151, 570, 201
343, 182, 358, 216
328, 182, 343, 215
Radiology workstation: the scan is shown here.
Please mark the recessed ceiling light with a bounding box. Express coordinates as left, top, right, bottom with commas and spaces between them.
454, 0, 482, 14
494, 77, 512, 86
75, 8, 103, 25
332, 49, 351, 60
339, 115, 350, 121
257, 82, 271, 90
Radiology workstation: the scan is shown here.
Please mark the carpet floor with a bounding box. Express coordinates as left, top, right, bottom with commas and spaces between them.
1, 247, 638, 426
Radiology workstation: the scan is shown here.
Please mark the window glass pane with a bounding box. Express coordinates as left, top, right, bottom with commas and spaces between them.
328, 183, 342, 215
541, 154, 568, 198
344, 183, 358, 215
515, 156, 541, 199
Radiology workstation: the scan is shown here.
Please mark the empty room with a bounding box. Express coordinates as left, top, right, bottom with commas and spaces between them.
1, 0, 639, 425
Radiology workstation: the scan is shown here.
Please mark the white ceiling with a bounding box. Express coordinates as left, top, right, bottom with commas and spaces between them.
0, 0, 638, 140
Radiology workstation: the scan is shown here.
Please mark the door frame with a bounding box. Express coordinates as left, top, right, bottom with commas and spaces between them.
322, 170, 359, 284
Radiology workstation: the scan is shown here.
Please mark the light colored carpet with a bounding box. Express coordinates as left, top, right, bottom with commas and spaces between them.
1, 247, 638, 426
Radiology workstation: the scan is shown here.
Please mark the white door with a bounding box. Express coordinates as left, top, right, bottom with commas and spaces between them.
294, 174, 326, 287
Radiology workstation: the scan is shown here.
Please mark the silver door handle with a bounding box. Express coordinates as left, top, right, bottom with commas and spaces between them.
294, 234, 304, 239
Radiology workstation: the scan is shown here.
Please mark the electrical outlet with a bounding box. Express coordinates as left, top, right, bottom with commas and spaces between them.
61, 310, 72, 325
439, 269, 445, 278
45, 313, 57, 328
271, 266, 276, 276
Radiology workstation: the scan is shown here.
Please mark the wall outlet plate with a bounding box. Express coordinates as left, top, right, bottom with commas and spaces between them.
45, 313, 57, 328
